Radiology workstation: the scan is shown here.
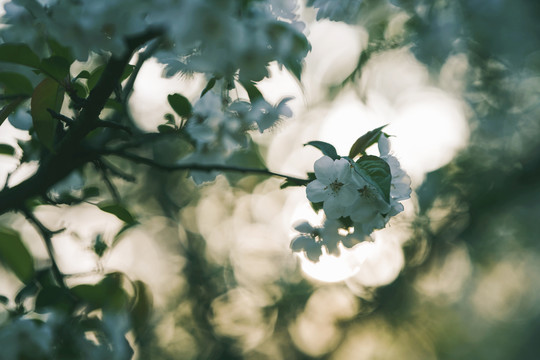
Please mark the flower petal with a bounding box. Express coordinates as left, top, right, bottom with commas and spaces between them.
306, 180, 328, 203
294, 221, 316, 233
323, 196, 345, 219
313, 156, 335, 184
334, 158, 352, 183
336, 184, 358, 207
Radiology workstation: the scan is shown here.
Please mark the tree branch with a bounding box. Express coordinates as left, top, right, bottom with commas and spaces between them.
21, 208, 67, 289
106, 150, 311, 185
0, 28, 164, 215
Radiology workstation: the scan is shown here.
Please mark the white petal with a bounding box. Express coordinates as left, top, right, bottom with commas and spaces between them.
378, 134, 390, 156
350, 205, 377, 223
336, 184, 358, 207
323, 197, 344, 219
294, 221, 316, 233
313, 156, 335, 184
306, 180, 328, 202
290, 235, 315, 251
334, 158, 352, 183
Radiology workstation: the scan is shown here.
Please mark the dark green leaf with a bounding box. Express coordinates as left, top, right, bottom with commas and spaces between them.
168, 93, 192, 118
310, 201, 324, 213
112, 222, 137, 248
0, 144, 15, 156
0, 227, 35, 284
157, 124, 176, 133
31, 78, 64, 150
98, 202, 137, 224
0, 295, 8, 305
164, 113, 175, 125
0, 72, 33, 95
87, 65, 105, 90
15, 281, 38, 306
71, 284, 106, 310
354, 155, 392, 203
72, 81, 88, 98
47, 38, 74, 64
0, 97, 25, 128
75, 70, 91, 79
39, 55, 71, 81
0, 43, 41, 68
348, 125, 387, 159
120, 65, 135, 82
131, 280, 153, 341
201, 77, 217, 97
82, 186, 100, 199
304, 141, 340, 160
240, 80, 263, 102
35, 285, 75, 314
280, 177, 310, 189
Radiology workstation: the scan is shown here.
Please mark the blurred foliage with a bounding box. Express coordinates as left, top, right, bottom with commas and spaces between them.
1, 0, 540, 359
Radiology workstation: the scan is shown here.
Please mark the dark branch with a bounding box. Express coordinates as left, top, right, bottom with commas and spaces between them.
106, 150, 311, 185
21, 208, 67, 289
96, 119, 132, 134
0, 28, 163, 215
47, 108, 75, 125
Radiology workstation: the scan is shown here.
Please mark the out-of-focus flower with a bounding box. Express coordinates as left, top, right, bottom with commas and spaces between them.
307, 0, 363, 24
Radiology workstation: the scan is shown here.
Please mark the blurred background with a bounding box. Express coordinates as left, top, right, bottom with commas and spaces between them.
2, 0, 540, 359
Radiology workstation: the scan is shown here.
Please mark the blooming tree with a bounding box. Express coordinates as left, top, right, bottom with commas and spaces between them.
0, 0, 413, 358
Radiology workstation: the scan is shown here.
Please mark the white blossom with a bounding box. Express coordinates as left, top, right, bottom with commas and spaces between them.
306, 156, 359, 219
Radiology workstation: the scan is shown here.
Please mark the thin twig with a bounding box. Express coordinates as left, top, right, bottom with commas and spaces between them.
21, 208, 67, 289
122, 38, 162, 105
47, 108, 75, 125
107, 150, 311, 185
93, 160, 121, 202
98, 158, 136, 182
96, 119, 132, 134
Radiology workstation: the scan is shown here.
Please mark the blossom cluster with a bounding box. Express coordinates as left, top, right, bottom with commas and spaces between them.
291, 134, 411, 261
1, 0, 309, 81
181, 89, 293, 184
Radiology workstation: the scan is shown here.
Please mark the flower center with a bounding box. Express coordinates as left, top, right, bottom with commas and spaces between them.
328, 180, 343, 194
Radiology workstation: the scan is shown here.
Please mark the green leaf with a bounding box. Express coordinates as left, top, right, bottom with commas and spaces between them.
0, 295, 8, 305
47, 38, 74, 64
87, 64, 105, 90
0, 97, 26, 128
0, 43, 41, 68
98, 202, 137, 224
75, 70, 91, 79
0, 144, 15, 156
164, 113, 175, 125
157, 124, 176, 133
31, 78, 64, 151
35, 285, 75, 314
200, 77, 217, 97
82, 186, 100, 199
354, 155, 392, 203
348, 125, 387, 159
71, 284, 107, 310
39, 56, 71, 82
72, 274, 130, 311
0, 72, 33, 95
240, 80, 263, 102
304, 141, 340, 160
121, 65, 135, 82
280, 178, 310, 189
112, 222, 137, 247
0, 227, 35, 284
168, 93, 192, 118
130, 280, 153, 341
